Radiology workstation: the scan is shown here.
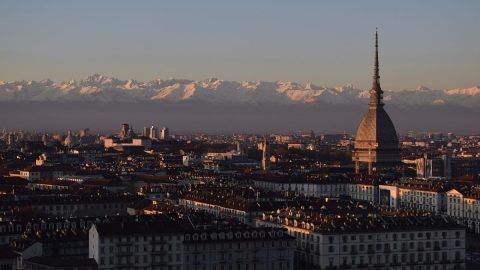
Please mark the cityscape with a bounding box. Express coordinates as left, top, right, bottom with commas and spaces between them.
1, 1, 480, 270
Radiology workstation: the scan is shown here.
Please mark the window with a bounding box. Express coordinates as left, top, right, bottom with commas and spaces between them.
328, 236, 334, 244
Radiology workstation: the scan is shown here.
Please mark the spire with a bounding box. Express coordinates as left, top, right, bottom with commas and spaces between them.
262, 135, 270, 171
370, 28, 383, 107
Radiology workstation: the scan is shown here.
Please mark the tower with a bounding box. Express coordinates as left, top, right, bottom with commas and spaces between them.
79, 128, 89, 138
42, 133, 49, 146
149, 125, 158, 140
160, 127, 169, 140
353, 30, 401, 175
262, 137, 270, 171
120, 123, 131, 139
64, 130, 76, 147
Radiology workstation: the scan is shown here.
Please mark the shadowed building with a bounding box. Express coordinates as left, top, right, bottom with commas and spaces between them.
353, 30, 401, 175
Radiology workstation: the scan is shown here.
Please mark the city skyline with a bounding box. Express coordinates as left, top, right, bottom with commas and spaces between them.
1, 0, 479, 91
1, 2, 479, 270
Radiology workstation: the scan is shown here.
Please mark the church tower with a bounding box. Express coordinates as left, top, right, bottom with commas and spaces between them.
353, 30, 401, 175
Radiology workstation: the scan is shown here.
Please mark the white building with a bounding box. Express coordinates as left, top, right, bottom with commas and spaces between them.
257, 210, 465, 270
183, 228, 295, 270
89, 218, 184, 270
253, 177, 451, 214
447, 187, 480, 233
179, 194, 278, 225
89, 216, 295, 270
379, 180, 449, 214
252, 177, 350, 198
104, 137, 151, 149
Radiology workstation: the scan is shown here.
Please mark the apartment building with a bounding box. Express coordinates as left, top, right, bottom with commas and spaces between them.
258, 210, 465, 270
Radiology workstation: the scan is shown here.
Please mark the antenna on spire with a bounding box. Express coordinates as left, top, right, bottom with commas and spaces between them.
370, 28, 383, 107
374, 28, 379, 87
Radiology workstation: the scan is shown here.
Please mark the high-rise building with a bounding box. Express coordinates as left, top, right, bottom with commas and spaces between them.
79, 128, 89, 138
7, 133, 15, 145
119, 123, 131, 139
353, 30, 400, 175
160, 127, 169, 140
149, 125, 158, 140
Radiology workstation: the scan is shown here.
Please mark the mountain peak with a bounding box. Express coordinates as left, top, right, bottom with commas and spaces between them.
415, 85, 431, 91
81, 73, 120, 85
445, 86, 480, 96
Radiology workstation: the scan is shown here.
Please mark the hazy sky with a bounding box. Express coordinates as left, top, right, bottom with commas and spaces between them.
0, 0, 479, 90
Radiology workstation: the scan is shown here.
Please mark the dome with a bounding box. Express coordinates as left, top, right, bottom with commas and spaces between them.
354, 106, 400, 163
355, 106, 398, 146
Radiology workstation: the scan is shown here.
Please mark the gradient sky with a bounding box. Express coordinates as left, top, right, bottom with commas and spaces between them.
0, 0, 479, 91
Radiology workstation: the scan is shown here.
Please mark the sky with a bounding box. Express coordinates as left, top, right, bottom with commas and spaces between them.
0, 0, 479, 91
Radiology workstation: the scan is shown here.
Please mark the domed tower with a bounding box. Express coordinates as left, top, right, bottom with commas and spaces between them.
353, 30, 400, 175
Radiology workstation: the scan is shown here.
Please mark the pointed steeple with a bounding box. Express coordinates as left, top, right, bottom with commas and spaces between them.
262, 136, 270, 171
370, 29, 384, 107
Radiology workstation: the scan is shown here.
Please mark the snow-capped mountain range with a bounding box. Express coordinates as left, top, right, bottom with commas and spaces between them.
0, 74, 479, 107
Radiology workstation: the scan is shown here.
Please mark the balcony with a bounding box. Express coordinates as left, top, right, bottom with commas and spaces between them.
151, 250, 168, 255
150, 240, 167, 245
116, 251, 133, 256
150, 262, 169, 267
115, 263, 135, 268
116, 242, 133, 247
191, 261, 203, 266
